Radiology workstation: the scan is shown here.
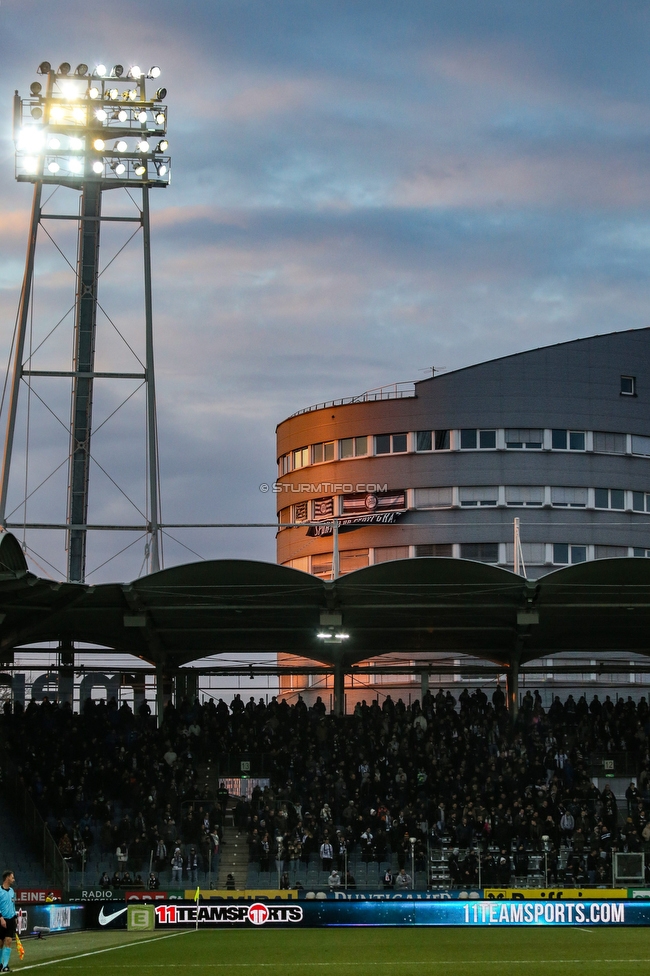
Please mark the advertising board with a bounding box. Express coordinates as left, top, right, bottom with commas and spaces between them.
147, 899, 649, 928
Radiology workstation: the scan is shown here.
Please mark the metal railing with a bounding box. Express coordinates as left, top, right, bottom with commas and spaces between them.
288, 382, 416, 418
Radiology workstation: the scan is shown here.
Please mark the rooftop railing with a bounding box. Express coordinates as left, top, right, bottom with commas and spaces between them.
288, 381, 416, 419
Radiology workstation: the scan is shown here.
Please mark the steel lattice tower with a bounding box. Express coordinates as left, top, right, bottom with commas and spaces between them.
1, 60, 171, 583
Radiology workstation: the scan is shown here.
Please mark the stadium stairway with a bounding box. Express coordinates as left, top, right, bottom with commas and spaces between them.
216, 823, 249, 889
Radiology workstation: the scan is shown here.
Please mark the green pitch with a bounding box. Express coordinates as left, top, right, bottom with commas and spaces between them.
11, 926, 650, 975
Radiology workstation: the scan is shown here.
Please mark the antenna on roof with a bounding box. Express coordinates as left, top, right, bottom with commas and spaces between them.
418, 366, 446, 377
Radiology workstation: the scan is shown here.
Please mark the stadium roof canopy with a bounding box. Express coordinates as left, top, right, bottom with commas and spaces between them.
0, 532, 648, 672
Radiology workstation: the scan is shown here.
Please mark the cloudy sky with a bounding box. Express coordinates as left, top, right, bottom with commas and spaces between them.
1, 0, 650, 582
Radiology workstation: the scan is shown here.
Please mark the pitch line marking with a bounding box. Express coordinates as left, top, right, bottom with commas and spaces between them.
16, 929, 191, 971
51, 960, 650, 968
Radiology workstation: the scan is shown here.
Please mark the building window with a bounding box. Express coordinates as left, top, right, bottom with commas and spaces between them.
339, 549, 369, 574
479, 429, 496, 449
294, 501, 308, 522
312, 442, 335, 464
632, 435, 650, 456
414, 487, 453, 509
416, 430, 450, 451
593, 431, 626, 454
416, 544, 453, 557
594, 488, 625, 510
553, 544, 587, 565
621, 375, 636, 396
375, 433, 407, 454
340, 436, 369, 459
459, 486, 498, 507
552, 430, 585, 450
313, 497, 334, 520
551, 486, 587, 508
505, 429, 543, 449
293, 446, 309, 469
311, 553, 333, 578
505, 542, 545, 565
279, 453, 292, 475
283, 556, 310, 572
460, 429, 496, 449
505, 486, 544, 506
633, 548, 650, 558
374, 545, 409, 563
341, 490, 406, 514
460, 429, 477, 449
632, 492, 650, 513
595, 545, 627, 559
460, 543, 499, 563
278, 507, 291, 524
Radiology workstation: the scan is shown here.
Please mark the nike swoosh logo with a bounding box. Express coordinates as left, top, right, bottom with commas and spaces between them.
98, 906, 128, 926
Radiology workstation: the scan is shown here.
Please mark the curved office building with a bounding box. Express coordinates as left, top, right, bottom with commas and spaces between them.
276, 328, 650, 581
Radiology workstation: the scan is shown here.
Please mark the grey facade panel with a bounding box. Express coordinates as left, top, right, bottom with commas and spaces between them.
414, 329, 650, 433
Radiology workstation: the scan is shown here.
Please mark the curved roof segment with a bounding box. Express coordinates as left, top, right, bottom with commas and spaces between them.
0, 534, 648, 670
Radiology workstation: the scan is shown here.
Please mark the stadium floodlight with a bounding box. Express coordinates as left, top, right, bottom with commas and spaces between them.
149, 66, 161, 78
14, 59, 170, 187
155, 88, 167, 101
317, 630, 350, 643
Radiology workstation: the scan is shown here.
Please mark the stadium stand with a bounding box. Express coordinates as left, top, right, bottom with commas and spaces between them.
2, 688, 649, 890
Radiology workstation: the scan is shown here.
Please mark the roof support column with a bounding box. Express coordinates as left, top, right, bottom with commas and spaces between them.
175, 669, 197, 706
420, 671, 429, 701
333, 662, 345, 716
507, 657, 520, 718
156, 662, 165, 728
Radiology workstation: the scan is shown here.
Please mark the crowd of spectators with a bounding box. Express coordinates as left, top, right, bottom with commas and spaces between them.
3, 684, 650, 887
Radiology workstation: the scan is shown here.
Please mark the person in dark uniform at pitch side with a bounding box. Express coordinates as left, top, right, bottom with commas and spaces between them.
0, 870, 17, 972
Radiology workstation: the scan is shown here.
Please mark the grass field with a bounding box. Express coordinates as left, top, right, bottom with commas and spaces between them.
8, 926, 650, 975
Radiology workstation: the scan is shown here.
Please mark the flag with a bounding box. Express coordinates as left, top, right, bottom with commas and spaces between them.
15, 934, 24, 961
194, 886, 200, 904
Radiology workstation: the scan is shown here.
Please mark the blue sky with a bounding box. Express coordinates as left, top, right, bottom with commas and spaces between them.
1, 0, 650, 580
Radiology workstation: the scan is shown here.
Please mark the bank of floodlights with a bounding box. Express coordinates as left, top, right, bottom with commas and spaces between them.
14, 61, 170, 187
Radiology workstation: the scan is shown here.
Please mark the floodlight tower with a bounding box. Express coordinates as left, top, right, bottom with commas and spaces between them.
1, 60, 171, 582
